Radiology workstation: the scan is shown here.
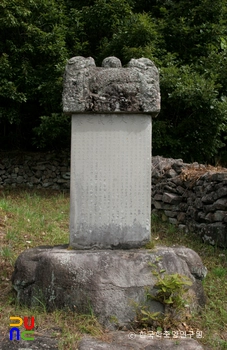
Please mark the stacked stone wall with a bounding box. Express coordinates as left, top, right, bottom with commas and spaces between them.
152, 156, 227, 247
0, 151, 70, 190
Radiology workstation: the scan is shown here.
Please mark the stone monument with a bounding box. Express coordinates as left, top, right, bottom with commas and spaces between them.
12, 57, 206, 350
62, 56, 160, 249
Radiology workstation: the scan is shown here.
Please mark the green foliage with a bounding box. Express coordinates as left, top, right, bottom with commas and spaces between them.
0, 0, 227, 162
212, 267, 227, 278
136, 259, 193, 329
151, 272, 192, 308
139, 308, 161, 325
149, 0, 227, 164
150, 0, 227, 64
98, 12, 162, 64
32, 113, 71, 150
153, 65, 227, 162
0, 0, 68, 149
148, 260, 192, 309
68, 0, 133, 61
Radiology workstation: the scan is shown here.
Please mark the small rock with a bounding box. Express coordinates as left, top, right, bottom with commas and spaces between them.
162, 193, 182, 204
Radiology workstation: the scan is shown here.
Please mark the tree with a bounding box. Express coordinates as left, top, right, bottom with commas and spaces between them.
1, 0, 227, 164
153, 65, 227, 162
142, 0, 227, 163
65, 0, 133, 62
0, 0, 68, 149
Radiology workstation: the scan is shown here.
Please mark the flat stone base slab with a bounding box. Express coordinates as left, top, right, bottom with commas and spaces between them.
0, 330, 205, 350
0, 332, 58, 350
12, 245, 206, 328
78, 332, 205, 349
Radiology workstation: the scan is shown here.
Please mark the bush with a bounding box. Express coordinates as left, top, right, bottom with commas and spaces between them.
153, 65, 227, 163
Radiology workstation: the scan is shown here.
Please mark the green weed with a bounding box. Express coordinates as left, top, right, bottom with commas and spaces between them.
136, 259, 193, 329
212, 267, 227, 278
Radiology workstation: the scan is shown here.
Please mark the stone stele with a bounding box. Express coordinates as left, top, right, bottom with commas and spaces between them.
63, 56, 160, 249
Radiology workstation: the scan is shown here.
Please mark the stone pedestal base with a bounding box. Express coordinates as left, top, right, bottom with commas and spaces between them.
12, 246, 206, 329
78, 332, 205, 350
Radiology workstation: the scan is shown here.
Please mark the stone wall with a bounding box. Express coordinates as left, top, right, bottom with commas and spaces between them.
152, 156, 227, 247
0, 151, 70, 190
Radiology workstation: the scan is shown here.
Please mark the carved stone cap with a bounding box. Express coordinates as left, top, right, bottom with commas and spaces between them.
62, 56, 160, 116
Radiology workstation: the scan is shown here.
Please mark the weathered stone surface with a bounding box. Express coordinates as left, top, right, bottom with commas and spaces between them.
201, 223, 227, 247
152, 156, 185, 178
78, 332, 205, 350
102, 56, 122, 68
216, 186, 227, 199
164, 184, 178, 193
166, 168, 178, 178
194, 198, 203, 209
0, 333, 58, 350
12, 246, 206, 329
152, 156, 227, 248
0, 330, 206, 350
164, 210, 178, 218
154, 194, 163, 201
162, 192, 182, 204
197, 212, 206, 222
0, 151, 70, 190
62, 56, 160, 115
212, 198, 227, 210
168, 218, 178, 225
177, 212, 186, 222
153, 200, 162, 209
176, 185, 185, 194
70, 114, 151, 249
209, 172, 227, 181
205, 211, 226, 222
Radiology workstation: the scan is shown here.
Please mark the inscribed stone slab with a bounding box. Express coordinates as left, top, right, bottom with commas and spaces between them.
70, 114, 151, 249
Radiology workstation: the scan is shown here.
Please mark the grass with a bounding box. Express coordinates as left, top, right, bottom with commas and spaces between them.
0, 188, 106, 349
0, 188, 227, 349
